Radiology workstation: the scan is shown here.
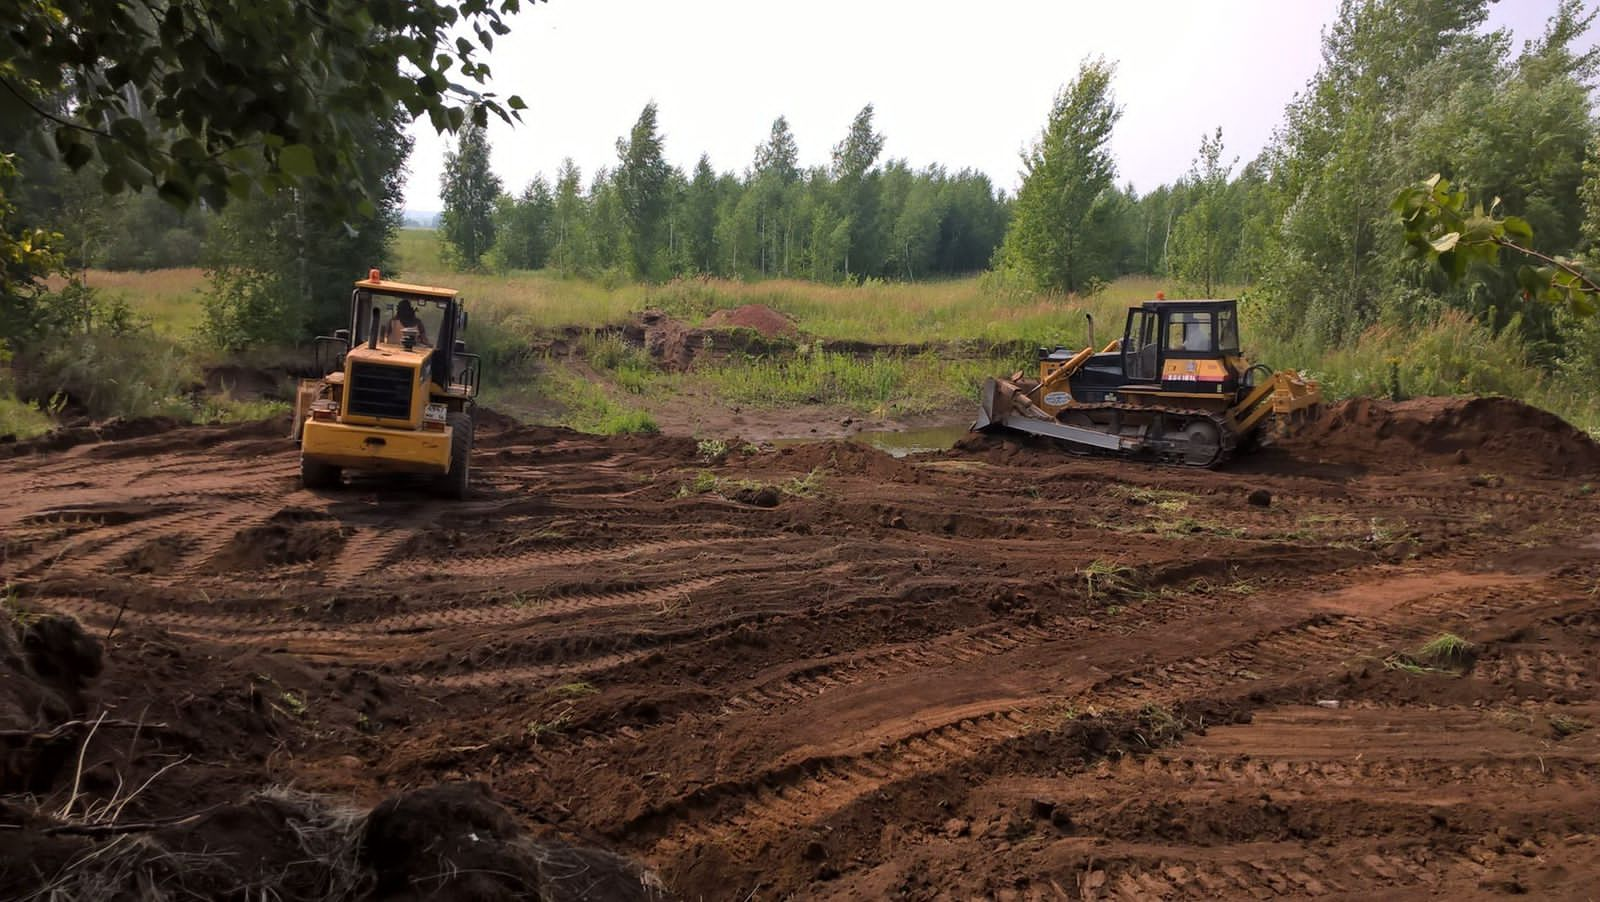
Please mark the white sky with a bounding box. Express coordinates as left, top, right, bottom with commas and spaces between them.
402, 0, 1589, 213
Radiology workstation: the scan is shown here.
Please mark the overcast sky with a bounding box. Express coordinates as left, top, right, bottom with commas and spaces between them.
402, 0, 1589, 213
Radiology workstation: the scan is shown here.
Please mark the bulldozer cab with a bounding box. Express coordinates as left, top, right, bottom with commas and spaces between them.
1122, 299, 1241, 386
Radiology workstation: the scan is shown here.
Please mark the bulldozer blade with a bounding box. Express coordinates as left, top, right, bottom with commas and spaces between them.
973, 376, 1123, 451
974, 376, 1011, 431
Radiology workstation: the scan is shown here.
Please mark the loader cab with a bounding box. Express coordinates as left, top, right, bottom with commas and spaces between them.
1121, 299, 1242, 397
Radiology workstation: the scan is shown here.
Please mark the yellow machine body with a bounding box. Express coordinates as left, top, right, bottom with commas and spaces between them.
975, 298, 1322, 467
294, 273, 482, 495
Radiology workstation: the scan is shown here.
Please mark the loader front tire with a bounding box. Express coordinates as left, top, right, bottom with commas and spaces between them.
435, 412, 473, 500
301, 456, 341, 490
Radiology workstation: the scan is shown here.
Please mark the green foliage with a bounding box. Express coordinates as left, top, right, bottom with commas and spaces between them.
16, 328, 196, 420
0, 0, 528, 217
1394, 173, 1599, 316
578, 332, 658, 394
488, 176, 555, 271
202, 113, 409, 348
1168, 128, 1237, 297
999, 57, 1123, 293
0, 153, 66, 328
440, 123, 502, 269
614, 103, 674, 278
457, 104, 1007, 284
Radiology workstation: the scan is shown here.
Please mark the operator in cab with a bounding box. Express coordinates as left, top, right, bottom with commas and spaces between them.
385, 299, 432, 347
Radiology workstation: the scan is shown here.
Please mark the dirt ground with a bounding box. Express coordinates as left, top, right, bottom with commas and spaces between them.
3, 396, 1600, 899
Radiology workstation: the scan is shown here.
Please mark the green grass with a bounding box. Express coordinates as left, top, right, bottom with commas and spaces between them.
1416, 632, 1476, 669
1247, 307, 1600, 434
701, 349, 1004, 416
58, 236, 1600, 440
1079, 559, 1136, 600
0, 394, 54, 438
395, 228, 446, 274
539, 367, 658, 435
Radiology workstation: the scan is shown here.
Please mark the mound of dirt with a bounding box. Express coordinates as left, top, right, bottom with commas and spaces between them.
366, 783, 668, 901
1289, 396, 1600, 475
0, 416, 183, 459
206, 510, 347, 572
2, 611, 102, 793
703, 304, 800, 338
640, 309, 699, 371
0, 784, 668, 902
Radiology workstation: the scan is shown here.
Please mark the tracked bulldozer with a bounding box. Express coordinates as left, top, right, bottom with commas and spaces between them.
975, 297, 1321, 467
292, 270, 482, 497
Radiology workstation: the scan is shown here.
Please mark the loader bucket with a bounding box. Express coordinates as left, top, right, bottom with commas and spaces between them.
290, 378, 322, 442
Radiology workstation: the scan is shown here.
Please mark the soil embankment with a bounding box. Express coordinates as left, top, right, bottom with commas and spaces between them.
3, 396, 1600, 898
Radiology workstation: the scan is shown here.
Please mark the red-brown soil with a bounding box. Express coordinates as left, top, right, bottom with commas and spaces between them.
3, 396, 1600, 899
703, 304, 800, 338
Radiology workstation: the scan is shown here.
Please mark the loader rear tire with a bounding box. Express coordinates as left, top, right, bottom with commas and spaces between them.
301, 456, 341, 490
435, 412, 473, 500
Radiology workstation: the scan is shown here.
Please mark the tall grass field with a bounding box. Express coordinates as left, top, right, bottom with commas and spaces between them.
34, 226, 1600, 438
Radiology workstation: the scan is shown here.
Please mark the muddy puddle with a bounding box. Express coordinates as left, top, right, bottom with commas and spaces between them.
776, 421, 971, 457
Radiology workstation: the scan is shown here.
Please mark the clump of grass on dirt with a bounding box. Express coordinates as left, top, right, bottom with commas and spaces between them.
193, 397, 291, 424
1079, 559, 1136, 600
676, 466, 824, 501
1416, 632, 1476, 669
1110, 484, 1192, 513
1386, 631, 1477, 675
695, 438, 729, 464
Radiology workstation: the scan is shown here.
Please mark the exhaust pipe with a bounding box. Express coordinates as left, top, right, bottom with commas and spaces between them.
1085, 313, 1095, 349
368, 306, 380, 350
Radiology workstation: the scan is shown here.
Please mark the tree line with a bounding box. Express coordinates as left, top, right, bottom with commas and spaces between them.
442, 104, 1012, 282
994, 0, 1599, 377
5, 0, 1597, 369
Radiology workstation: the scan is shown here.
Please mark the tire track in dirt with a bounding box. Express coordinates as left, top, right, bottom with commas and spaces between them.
324, 527, 415, 586
1074, 797, 1599, 899
641, 707, 1036, 855
1092, 842, 1453, 899
40, 577, 725, 648
560, 619, 1072, 754
7, 508, 206, 578
1478, 649, 1592, 690
425, 648, 667, 690
634, 571, 1564, 865
408, 536, 753, 578
1098, 747, 1600, 794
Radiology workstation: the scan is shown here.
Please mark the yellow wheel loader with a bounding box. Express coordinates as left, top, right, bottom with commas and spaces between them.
975, 297, 1321, 467
292, 270, 482, 498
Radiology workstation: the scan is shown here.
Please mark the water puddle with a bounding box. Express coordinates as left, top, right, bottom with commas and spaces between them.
775, 422, 973, 458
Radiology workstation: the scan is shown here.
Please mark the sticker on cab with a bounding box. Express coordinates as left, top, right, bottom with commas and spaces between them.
1043, 391, 1071, 406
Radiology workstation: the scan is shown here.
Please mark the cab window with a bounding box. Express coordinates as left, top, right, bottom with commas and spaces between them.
1166, 311, 1214, 353
377, 296, 446, 349
1125, 309, 1161, 380
1217, 308, 1240, 351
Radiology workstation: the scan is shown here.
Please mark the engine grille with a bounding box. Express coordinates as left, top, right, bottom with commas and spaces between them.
346, 362, 414, 419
